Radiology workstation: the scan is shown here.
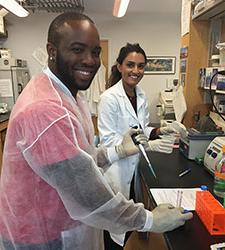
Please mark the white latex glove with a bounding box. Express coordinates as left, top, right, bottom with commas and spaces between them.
150, 204, 193, 233
160, 121, 188, 138
116, 128, 148, 159
146, 138, 174, 154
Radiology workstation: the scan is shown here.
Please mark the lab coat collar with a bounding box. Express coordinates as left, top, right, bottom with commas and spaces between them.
116, 80, 145, 98
117, 80, 145, 120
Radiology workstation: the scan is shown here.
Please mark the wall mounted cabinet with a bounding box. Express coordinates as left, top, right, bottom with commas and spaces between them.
181, 1, 225, 128
192, 0, 225, 20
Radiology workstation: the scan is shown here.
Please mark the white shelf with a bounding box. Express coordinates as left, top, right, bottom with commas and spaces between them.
192, 0, 225, 20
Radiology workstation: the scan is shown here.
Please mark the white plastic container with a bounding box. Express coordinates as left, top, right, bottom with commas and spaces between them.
213, 145, 225, 198
220, 49, 225, 67
211, 54, 220, 67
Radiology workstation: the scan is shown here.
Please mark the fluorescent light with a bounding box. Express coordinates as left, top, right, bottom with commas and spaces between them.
0, 0, 29, 17
113, 0, 130, 18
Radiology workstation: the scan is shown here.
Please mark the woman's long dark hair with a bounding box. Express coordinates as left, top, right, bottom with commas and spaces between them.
108, 43, 147, 87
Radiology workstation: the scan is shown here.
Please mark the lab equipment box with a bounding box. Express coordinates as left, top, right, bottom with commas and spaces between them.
179, 128, 224, 160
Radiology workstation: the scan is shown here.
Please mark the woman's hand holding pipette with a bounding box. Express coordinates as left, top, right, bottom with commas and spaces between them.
116, 128, 148, 159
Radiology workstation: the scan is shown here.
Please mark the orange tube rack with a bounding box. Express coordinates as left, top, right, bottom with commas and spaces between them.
195, 191, 225, 235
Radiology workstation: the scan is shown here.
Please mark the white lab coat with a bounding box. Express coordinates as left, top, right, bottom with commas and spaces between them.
85, 63, 106, 115
172, 85, 187, 122
98, 80, 154, 199
98, 80, 154, 246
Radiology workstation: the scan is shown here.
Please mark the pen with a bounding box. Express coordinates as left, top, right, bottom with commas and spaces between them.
182, 209, 190, 214
179, 168, 191, 177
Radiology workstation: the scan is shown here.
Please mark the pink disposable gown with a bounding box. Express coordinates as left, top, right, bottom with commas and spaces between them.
0, 71, 151, 250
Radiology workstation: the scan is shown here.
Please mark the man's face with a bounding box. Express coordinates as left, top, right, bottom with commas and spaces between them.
54, 20, 101, 92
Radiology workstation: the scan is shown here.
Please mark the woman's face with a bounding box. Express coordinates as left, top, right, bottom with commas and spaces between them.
118, 52, 146, 89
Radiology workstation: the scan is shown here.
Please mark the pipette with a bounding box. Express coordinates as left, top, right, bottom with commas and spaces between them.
131, 132, 157, 178
138, 143, 157, 178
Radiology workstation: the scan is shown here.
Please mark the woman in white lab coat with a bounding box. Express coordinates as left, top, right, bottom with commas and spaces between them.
98, 43, 187, 249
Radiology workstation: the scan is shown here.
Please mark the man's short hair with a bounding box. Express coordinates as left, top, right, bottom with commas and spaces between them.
48, 12, 94, 46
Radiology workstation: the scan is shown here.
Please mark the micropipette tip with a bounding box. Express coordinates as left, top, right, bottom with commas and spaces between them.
148, 163, 157, 178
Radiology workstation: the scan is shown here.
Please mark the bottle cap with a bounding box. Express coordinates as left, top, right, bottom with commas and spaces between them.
200, 185, 208, 191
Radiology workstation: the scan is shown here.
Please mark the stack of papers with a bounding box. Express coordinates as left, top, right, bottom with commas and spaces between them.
150, 188, 201, 210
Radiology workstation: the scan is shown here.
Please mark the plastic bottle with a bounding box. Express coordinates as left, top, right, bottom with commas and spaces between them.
213, 145, 225, 198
